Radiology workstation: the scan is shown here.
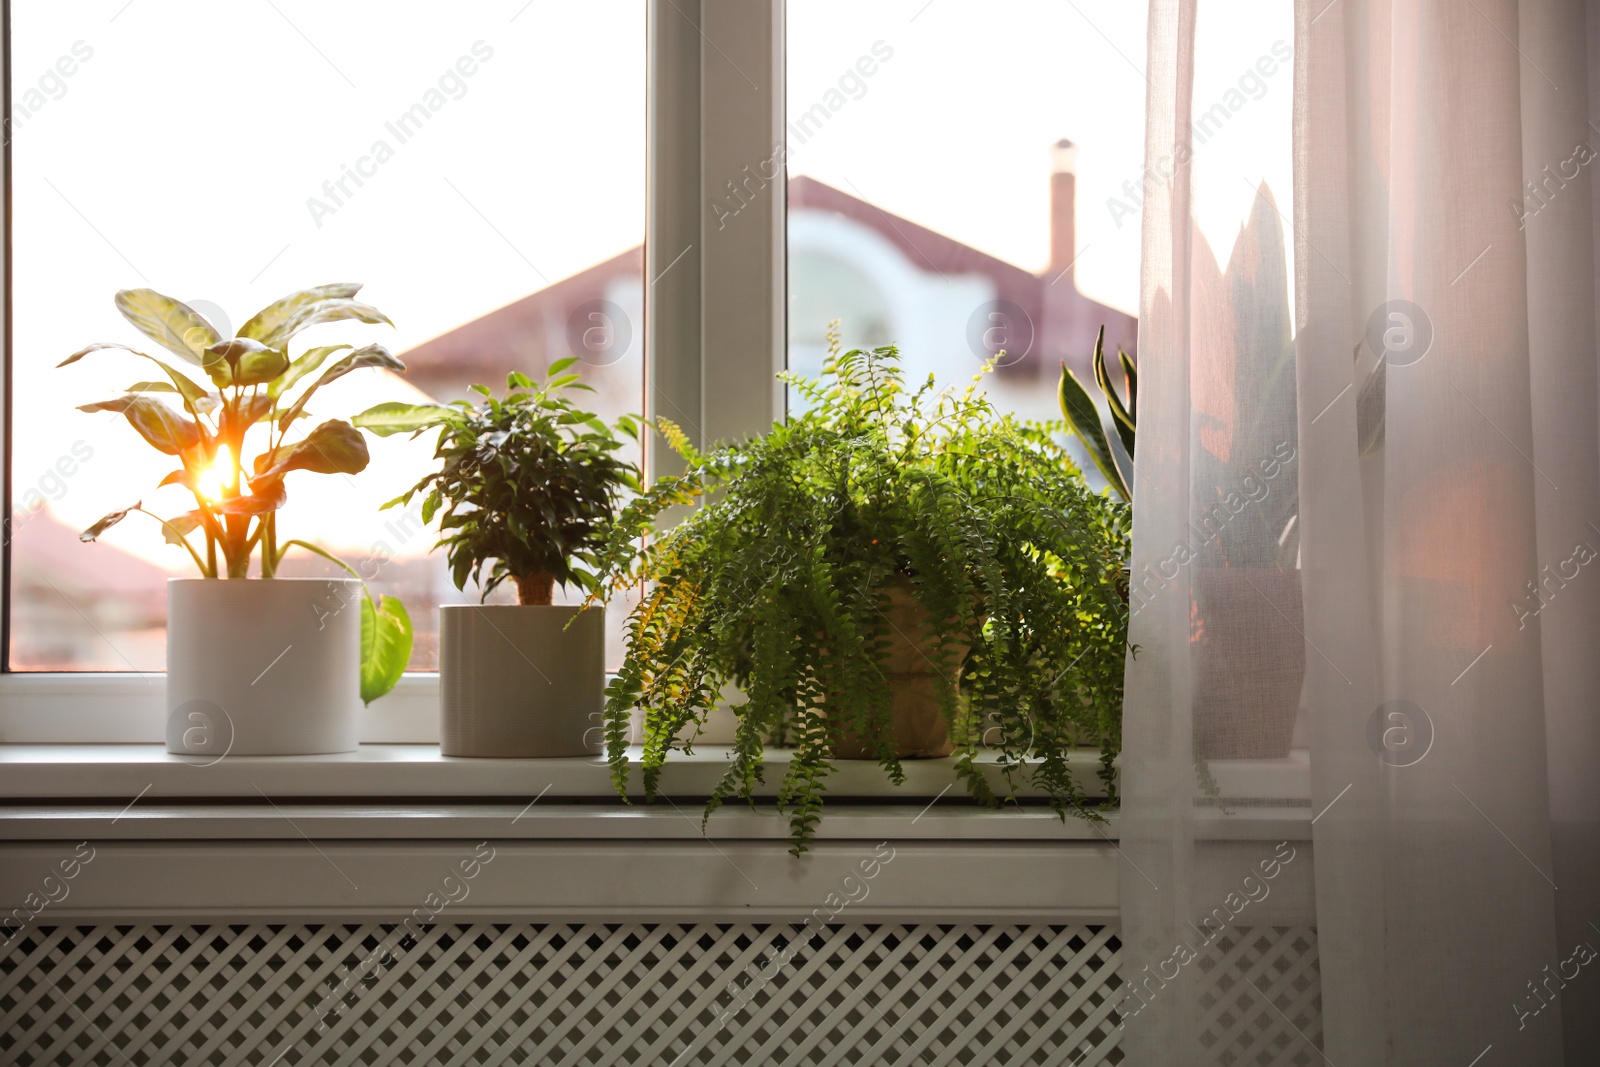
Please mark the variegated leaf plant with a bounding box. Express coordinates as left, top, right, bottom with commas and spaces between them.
62, 284, 413, 703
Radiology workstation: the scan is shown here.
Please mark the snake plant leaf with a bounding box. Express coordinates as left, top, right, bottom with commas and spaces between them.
351, 401, 452, 437
276, 344, 404, 431
80, 502, 139, 542
1093, 333, 1137, 461
216, 476, 287, 515
1118, 348, 1138, 427
271, 344, 351, 399
1058, 360, 1129, 503
254, 419, 371, 478
113, 289, 220, 364
1350, 342, 1388, 454
360, 593, 412, 705
203, 337, 291, 388
61, 342, 212, 414
237, 283, 365, 348
1356, 354, 1386, 457
78, 395, 201, 455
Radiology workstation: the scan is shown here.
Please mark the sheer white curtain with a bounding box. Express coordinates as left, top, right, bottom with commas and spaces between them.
1120, 1, 1600, 1064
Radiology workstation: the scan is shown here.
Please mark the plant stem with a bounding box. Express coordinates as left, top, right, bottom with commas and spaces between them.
516, 572, 555, 606
262, 514, 277, 578
276, 539, 364, 583
137, 508, 211, 577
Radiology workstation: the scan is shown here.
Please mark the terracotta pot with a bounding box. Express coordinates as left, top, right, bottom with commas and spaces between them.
1192, 567, 1305, 759
828, 578, 965, 760
166, 578, 361, 757
439, 604, 605, 757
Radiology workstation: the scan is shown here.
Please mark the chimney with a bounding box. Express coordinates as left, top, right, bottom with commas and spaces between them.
1049, 138, 1077, 283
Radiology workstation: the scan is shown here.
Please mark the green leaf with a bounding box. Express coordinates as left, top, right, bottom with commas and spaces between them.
351, 401, 451, 437
237, 283, 367, 349
217, 477, 287, 515
276, 344, 405, 431
254, 419, 371, 477
546, 357, 580, 375
161, 510, 203, 546
203, 337, 290, 388
360, 594, 412, 705
1093, 332, 1136, 461
1356, 355, 1385, 458
113, 289, 221, 364
236, 393, 276, 428
61, 342, 212, 414
1057, 362, 1128, 502
80, 503, 139, 542
271, 344, 351, 399
79, 395, 201, 455
1117, 348, 1138, 428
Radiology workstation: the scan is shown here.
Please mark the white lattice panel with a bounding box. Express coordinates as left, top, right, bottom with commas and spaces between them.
0, 923, 1319, 1066
1193, 927, 1322, 1067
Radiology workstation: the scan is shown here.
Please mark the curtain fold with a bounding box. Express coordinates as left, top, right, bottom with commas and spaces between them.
1122, 1, 1600, 1063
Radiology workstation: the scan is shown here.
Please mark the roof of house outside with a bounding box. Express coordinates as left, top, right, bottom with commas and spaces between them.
398, 175, 1137, 399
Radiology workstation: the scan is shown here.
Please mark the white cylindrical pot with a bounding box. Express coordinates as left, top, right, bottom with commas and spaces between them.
440, 604, 605, 758
166, 578, 362, 757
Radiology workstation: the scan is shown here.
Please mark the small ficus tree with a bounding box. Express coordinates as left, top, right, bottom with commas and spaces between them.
63, 284, 414, 703
354, 359, 641, 605
592, 339, 1131, 853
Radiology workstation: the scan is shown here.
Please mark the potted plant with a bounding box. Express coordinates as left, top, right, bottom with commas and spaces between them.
592, 338, 1130, 853
1058, 326, 1139, 506
64, 284, 414, 756
354, 363, 641, 757
1060, 324, 1302, 759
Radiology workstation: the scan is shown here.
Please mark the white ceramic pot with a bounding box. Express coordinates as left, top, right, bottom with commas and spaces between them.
166, 578, 362, 758
439, 604, 605, 757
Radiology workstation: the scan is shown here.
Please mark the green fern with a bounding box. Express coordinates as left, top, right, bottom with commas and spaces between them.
594, 341, 1131, 854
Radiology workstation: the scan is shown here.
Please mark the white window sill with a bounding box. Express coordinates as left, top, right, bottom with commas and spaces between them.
0, 741, 1312, 835
0, 740, 1114, 797
0, 673, 1314, 919
0, 742, 1312, 921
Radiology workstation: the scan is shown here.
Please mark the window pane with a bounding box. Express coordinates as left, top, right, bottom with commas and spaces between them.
785, 1, 1146, 445
9, 1, 645, 670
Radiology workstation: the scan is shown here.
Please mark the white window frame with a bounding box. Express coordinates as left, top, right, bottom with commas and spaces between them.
0, 0, 788, 744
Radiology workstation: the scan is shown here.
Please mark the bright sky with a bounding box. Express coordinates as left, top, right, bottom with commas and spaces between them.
13, 0, 1291, 571
787, 0, 1294, 314
15, 0, 647, 565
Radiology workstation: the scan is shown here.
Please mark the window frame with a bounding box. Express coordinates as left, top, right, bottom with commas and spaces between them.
0, 0, 787, 742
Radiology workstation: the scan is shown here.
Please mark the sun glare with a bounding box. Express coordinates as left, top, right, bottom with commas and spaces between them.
197, 445, 234, 503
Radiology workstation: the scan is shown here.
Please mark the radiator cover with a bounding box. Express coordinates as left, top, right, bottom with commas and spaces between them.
0, 923, 1321, 1065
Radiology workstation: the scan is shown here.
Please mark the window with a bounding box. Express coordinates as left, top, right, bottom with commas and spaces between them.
784, 0, 1146, 438
8, 1, 646, 672
1, 0, 1133, 732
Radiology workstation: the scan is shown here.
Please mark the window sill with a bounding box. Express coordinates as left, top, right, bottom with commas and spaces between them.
0, 741, 1120, 798
0, 741, 1311, 837
0, 743, 1312, 921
